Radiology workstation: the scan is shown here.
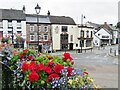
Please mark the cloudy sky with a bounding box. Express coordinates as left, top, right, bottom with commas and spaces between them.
0, 0, 119, 25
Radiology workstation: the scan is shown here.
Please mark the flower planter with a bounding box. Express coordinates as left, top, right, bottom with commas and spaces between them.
0, 46, 98, 89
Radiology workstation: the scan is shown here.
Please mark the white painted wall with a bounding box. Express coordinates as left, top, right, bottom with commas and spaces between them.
94, 28, 112, 46
113, 30, 118, 44
95, 28, 112, 39
52, 25, 61, 50
93, 34, 101, 47
51, 24, 79, 50
78, 26, 94, 49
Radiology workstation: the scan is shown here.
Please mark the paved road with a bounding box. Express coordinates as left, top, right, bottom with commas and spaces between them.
52, 44, 118, 88
68, 45, 118, 88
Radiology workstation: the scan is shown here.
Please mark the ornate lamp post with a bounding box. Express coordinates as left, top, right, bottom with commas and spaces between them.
11, 27, 14, 44
35, 4, 41, 52
80, 14, 85, 53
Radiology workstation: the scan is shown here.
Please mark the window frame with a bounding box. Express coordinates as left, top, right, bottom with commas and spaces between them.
62, 26, 68, 32
30, 26, 34, 32
30, 35, 35, 41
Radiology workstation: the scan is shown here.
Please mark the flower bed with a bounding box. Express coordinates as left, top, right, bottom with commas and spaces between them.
0, 45, 98, 89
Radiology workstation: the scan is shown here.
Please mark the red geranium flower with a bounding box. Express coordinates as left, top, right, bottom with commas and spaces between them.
47, 73, 59, 82
29, 61, 36, 71
63, 52, 73, 61
20, 53, 23, 58
28, 71, 39, 82
67, 67, 73, 76
48, 61, 54, 66
1, 44, 7, 47
23, 49, 28, 54
44, 66, 52, 74
54, 64, 64, 74
84, 71, 88, 75
22, 62, 29, 71
37, 63, 44, 71
28, 55, 33, 60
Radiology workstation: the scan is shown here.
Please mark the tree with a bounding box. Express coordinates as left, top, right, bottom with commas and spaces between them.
117, 22, 120, 29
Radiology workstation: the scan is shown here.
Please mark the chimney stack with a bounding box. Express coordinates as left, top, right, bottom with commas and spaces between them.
22, 5, 25, 13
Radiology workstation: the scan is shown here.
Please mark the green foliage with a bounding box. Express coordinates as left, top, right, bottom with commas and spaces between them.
117, 22, 120, 29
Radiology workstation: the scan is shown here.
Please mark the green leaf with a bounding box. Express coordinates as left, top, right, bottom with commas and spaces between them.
36, 56, 45, 62
20, 80, 26, 87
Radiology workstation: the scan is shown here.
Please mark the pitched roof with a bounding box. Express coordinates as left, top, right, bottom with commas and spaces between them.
107, 24, 119, 31
87, 21, 101, 30
26, 14, 51, 24
102, 27, 112, 35
0, 9, 25, 20
49, 16, 76, 25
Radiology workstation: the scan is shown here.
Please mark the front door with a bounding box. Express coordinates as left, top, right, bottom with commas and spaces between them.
69, 43, 73, 50
60, 34, 68, 50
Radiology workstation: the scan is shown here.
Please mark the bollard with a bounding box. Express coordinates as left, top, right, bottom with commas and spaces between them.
110, 48, 112, 53
114, 50, 116, 56
91, 48, 92, 52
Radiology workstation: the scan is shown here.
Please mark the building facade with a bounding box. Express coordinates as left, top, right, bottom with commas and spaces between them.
93, 28, 112, 47
26, 14, 51, 52
0, 9, 26, 48
77, 25, 94, 50
49, 16, 79, 51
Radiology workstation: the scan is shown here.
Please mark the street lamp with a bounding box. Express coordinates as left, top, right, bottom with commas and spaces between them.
35, 4, 41, 52
80, 14, 85, 53
11, 27, 14, 44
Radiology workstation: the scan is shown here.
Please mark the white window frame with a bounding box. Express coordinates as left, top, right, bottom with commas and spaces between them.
8, 22, 12, 27
38, 26, 41, 32
86, 31, 89, 38
30, 35, 35, 41
43, 26, 48, 32
30, 26, 34, 32
39, 35, 42, 41
44, 34, 48, 41
17, 22, 21, 28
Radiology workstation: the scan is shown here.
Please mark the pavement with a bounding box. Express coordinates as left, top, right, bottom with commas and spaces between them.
51, 44, 119, 88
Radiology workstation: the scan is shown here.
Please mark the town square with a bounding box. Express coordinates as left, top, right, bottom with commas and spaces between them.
0, 0, 120, 89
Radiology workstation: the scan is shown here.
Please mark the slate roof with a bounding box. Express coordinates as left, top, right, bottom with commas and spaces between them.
102, 27, 112, 35
26, 14, 51, 24
49, 16, 76, 25
0, 9, 25, 20
107, 24, 119, 31
87, 21, 101, 30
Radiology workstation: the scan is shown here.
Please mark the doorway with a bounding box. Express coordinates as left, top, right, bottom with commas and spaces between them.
69, 43, 73, 50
